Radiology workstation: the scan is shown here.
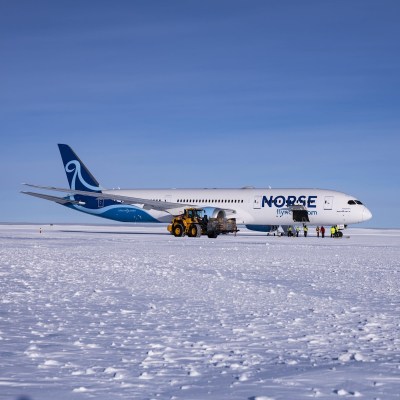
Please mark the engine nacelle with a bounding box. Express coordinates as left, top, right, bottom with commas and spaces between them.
202, 207, 226, 219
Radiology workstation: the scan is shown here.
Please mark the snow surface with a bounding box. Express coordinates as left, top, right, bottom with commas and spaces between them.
0, 224, 399, 400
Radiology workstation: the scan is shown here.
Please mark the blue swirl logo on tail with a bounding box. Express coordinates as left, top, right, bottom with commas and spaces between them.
65, 160, 101, 192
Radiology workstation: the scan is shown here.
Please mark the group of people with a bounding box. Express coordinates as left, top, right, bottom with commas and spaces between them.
329, 225, 342, 238
287, 225, 311, 237
287, 225, 341, 238
315, 225, 327, 238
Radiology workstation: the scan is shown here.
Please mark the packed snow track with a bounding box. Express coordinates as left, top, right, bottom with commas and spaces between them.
0, 225, 399, 399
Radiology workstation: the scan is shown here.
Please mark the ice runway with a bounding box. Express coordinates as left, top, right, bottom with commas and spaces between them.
0, 224, 399, 399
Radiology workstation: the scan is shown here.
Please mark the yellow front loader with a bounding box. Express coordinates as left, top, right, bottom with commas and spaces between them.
167, 208, 238, 238
167, 208, 204, 237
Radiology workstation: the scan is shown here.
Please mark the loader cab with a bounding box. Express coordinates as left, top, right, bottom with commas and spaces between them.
185, 208, 203, 220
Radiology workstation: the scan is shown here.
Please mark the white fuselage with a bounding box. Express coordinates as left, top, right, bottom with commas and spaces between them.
104, 187, 372, 226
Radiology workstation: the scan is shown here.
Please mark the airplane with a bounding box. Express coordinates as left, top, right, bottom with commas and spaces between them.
22, 144, 372, 235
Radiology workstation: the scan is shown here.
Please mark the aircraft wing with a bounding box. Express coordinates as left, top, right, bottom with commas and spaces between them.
22, 184, 237, 215
22, 183, 187, 212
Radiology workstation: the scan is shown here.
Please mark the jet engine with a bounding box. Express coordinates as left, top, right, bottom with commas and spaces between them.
202, 207, 227, 219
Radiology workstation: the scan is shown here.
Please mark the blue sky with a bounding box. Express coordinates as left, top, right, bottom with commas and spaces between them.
1, 1, 399, 227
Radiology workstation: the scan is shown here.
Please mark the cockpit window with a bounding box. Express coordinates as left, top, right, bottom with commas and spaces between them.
348, 200, 363, 205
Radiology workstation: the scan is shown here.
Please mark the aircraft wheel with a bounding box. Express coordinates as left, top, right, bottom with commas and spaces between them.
173, 223, 185, 237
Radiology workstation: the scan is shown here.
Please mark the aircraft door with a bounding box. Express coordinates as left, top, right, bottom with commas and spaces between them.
98, 199, 104, 208
324, 196, 333, 210
292, 209, 309, 222
253, 195, 262, 209
164, 195, 172, 203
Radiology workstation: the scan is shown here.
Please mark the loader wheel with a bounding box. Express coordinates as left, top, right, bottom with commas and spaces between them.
194, 224, 202, 237
173, 223, 185, 237
188, 224, 201, 238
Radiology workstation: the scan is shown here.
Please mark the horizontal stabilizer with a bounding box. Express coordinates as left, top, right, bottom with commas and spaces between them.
21, 191, 85, 205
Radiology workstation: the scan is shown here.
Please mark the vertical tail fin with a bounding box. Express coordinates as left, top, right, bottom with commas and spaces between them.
58, 144, 101, 192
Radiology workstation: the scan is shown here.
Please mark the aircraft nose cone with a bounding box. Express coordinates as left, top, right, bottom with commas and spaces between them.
362, 207, 372, 221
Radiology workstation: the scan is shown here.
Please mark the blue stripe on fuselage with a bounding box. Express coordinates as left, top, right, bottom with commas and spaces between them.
64, 203, 159, 223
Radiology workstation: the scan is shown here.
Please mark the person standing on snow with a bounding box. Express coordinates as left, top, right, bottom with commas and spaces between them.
320, 226, 325, 238
316, 226, 320, 237
303, 225, 308, 237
